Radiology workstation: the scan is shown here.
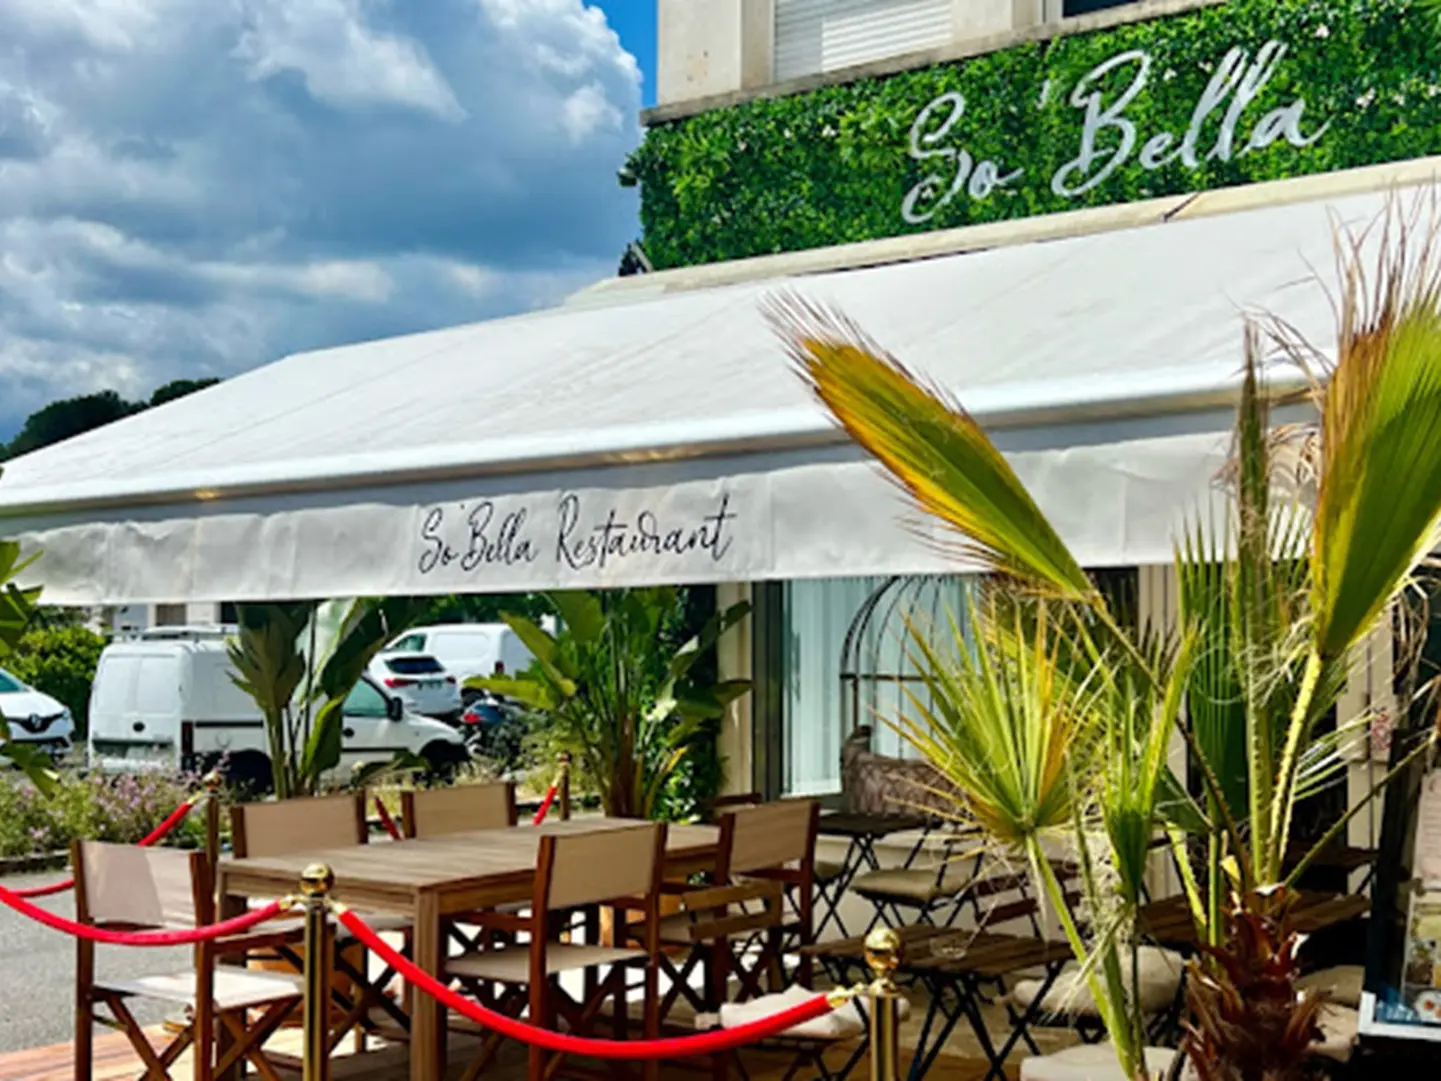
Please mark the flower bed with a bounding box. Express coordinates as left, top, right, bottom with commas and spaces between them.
0, 770, 206, 859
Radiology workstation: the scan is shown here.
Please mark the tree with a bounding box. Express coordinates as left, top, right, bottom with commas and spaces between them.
149, 378, 220, 407
5, 391, 135, 459
4, 378, 221, 460
769, 198, 1441, 1080
7, 624, 107, 735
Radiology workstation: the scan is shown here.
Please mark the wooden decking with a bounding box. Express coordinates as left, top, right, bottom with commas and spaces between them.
0, 1027, 1017, 1081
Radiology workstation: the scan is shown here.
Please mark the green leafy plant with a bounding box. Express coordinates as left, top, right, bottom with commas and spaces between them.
0, 538, 57, 792
470, 588, 751, 820
630, 0, 1439, 269
7, 623, 106, 735
228, 597, 431, 799
768, 196, 1441, 1079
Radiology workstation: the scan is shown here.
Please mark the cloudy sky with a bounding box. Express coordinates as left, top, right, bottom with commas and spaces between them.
0, 0, 656, 438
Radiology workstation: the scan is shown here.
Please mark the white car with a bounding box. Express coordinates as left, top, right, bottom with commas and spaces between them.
367, 652, 463, 720
0, 666, 75, 758
386, 623, 536, 702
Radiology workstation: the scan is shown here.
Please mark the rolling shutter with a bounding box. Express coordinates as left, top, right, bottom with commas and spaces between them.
774, 0, 952, 82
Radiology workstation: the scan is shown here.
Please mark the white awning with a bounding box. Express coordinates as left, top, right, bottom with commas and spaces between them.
0, 176, 1393, 605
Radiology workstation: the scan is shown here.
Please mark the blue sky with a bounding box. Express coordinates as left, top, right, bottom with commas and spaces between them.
0, 0, 658, 438
597, 1, 657, 106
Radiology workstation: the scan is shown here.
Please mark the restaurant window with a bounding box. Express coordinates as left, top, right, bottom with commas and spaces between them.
774, 0, 951, 83
219, 602, 239, 624
154, 603, 186, 626
1062, 0, 1138, 15
781, 574, 973, 796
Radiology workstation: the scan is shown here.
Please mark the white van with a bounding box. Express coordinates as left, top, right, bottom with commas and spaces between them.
386, 624, 535, 694
88, 639, 468, 790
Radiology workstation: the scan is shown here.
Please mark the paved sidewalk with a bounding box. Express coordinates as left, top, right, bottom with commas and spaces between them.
0, 871, 186, 1052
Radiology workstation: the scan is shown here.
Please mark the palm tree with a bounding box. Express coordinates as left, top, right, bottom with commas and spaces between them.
766, 199, 1441, 1080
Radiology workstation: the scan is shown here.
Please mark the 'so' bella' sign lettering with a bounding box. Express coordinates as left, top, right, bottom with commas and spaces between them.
902, 39, 1329, 225
414, 489, 742, 584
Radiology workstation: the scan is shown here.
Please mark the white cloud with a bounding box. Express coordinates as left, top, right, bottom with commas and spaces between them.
0, 0, 641, 432
235, 0, 466, 120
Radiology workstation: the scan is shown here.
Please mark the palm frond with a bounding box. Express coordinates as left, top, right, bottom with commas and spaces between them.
765, 292, 1094, 601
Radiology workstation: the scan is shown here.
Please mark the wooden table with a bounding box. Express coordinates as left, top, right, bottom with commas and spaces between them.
1138, 890, 1371, 950
806, 925, 1072, 1081
218, 817, 720, 1081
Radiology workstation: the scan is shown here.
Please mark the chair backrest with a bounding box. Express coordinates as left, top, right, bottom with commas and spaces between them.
723, 798, 819, 876
230, 792, 368, 859
401, 782, 517, 838
72, 840, 207, 929
704, 792, 761, 824
539, 823, 665, 911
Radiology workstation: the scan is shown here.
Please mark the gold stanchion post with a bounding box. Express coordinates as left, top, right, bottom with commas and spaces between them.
300, 863, 335, 1081
864, 928, 902, 1081
201, 769, 224, 880
558, 751, 572, 821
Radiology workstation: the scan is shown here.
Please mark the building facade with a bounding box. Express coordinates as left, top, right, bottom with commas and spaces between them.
625, 0, 1432, 805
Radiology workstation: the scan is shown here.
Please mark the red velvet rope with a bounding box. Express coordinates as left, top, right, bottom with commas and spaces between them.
531, 784, 559, 827
375, 798, 403, 841
337, 908, 837, 1058
0, 889, 288, 945
11, 798, 198, 900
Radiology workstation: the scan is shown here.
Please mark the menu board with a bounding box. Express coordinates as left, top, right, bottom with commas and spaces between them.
1365, 769, 1441, 1038
1393, 894, 1441, 1026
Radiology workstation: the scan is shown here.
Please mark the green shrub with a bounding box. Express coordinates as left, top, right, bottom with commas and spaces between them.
0, 771, 206, 858
7, 625, 106, 735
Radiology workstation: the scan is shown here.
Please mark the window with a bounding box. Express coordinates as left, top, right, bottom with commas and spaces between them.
385, 656, 445, 676
154, 603, 186, 626
343, 679, 390, 718
781, 574, 972, 796
774, 0, 952, 82
391, 633, 426, 653
219, 602, 239, 624
1062, 0, 1137, 15
0, 669, 22, 693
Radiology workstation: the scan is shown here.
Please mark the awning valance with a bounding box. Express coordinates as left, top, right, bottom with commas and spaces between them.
0, 177, 1385, 604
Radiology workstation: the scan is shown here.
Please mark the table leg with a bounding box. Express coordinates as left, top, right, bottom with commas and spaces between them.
981, 962, 1065, 1081
907, 979, 967, 1081
411, 894, 444, 1081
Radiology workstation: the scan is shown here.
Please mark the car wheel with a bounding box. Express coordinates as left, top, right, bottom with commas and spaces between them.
226, 752, 274, 797
422, 742, 470, 783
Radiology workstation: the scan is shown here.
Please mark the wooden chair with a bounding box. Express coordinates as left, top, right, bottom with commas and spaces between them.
401, 781, 517, 837
230, 792, 412, 1046
72, 840, 303, 1081
446, 822, 668, 1081
657, 799, 820, 1024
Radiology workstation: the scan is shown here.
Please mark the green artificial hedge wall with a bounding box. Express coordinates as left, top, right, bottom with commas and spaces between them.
626, 0, 1441, 269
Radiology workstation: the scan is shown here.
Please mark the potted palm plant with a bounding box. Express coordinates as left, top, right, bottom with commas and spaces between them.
768, 201, 1441, 1080
471, 588, 752, 821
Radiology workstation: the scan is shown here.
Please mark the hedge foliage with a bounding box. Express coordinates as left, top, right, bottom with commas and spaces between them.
627, 0, 1441, 269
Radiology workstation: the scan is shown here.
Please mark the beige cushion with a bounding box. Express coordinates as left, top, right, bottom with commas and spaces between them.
698, 985, 911, 1042
446, 943, 647, 983
815, 858, 844, 883
1314, 1004, 1358, 1063
1019, 1044, 1190, 1081
1298, 965, 1364, 1009
98, 969, 304, 1011
1011, 946, 1183, 1018
851, 867, 969, 904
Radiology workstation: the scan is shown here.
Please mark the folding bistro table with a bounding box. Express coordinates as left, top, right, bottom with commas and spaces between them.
806, 925, 1071, 1081
217, 817, 720, 1081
